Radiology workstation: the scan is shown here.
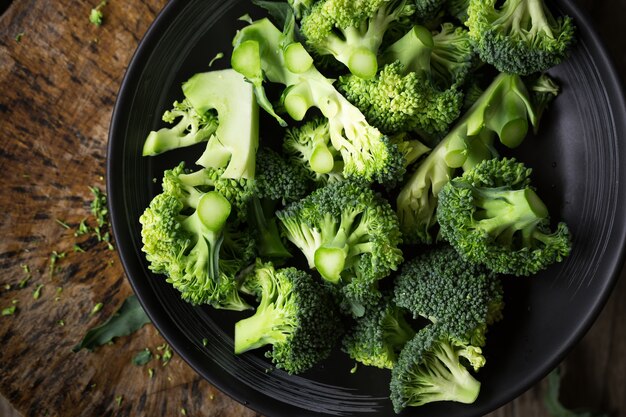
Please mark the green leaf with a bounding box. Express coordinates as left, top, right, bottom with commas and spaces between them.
133, 348, 153, 366
251, 0, 293, 30
73, 295, 150, 352
545, 367, 609, 417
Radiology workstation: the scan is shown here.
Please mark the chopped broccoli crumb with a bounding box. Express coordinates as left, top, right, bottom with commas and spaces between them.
90, 1, 107, 26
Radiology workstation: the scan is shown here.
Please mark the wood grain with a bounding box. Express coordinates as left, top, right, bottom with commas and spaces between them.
0, 0, 624, 417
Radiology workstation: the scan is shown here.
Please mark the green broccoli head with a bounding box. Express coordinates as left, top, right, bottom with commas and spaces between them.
337, 60, 463, 138
283, 117, 345, 185
466, 0, 576, 75
343, 295, 416, 369
232, 17, 406, 184
430, 22, 476, 88
142, 99, 218, 156
394, 246, 502, 346
396, 73, 542, 244
139, 163, 255, 310
235, 260, 343, 374
299, 0, 416, 78
390, 325, 483, 412
414, 0, 446, 22
437, 158, 571, 276
255, 147, 310, 204
277, 180, 404, 316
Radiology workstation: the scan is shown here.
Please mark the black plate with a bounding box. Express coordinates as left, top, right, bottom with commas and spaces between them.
107, 1, 626, 416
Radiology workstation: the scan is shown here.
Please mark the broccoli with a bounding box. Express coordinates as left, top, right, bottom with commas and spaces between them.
235, 260, 343, 374
414, 0, 446, 22
276, 180, 403, 316
231, 17, 405, 184
250, 148, 311, 260
446, 0, 470, 24
396, 73, 541, 243
390, 325, 484, 412
394, 246, 503, 347
338, 23, 472, 138
437, 157, 571, 276
298, 0, 416, 79
529, 73, 560, 134
282, 117, 345, 185
142, 70, 259, 181
139, 163, 255, 310
466, 0, 576, 75
142, 99, 218, 156
343, 295, 415, 369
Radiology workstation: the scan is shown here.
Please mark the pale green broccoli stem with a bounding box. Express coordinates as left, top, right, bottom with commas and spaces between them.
142, 101, 217, 156
458, 345, 486, 372
527, 0, 554, 38
418, 343, 481, 405
381, 25, 434, 77
234, 302, 288, 353
314, 211, 371, 283
183, 69, 259, 179
192, 191, 232, 281
279, 217, 323, 268
473, 187, 548, 245
383, 313, 416, 348
250, 198, 292, 260
284, 43, 314, 74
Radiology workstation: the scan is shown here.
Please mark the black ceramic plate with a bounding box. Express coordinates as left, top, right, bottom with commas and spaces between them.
107, 1, 626, 416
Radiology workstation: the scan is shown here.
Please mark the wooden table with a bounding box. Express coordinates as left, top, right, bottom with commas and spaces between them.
0, 1, 624, 416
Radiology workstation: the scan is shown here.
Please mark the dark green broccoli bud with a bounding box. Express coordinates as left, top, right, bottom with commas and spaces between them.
337, 60, 463, 138
343, 295, 416, 369
256, 147, 310, 204
394, 246, 502, 346
414, 0, 446, 22
283, 117, 345, 185
466, 0, 576, 75
232, 17, 405, 184
142, 99, 218, 156
437, 158, 571, 276
390, 325, 483, 412
397, 73, 538, 244
276, 180, 403, 316
139, 163, 254, 310
235, 260, 343, 374
249, 148, 311, 261
299, 0, 416, 79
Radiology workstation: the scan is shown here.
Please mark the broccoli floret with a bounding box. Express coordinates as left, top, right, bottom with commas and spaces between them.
343, 295, 416, 369
231, 17, 405, 184
235, 260, 343, 374
390, 325, 483, 412
283, 117, 345, 185
256, 147, 310, 204
181, 69, 259, 179
276, 180, 403, 316
394, 246, 503, 347
338, 60, 462, 138
339, 23, 472, 138
437, 158, 571, 276
139, 163, 254, 310
466, 0, 576, 75
142, 99, 218, 156
396, 73, 539, 243
249, 148, 311, 260
298, 0, 416, 79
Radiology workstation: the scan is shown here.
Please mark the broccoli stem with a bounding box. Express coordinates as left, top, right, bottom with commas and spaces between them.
473, 187, 549, 243
528, 0, 554, 38
250, 198, 292, 260
284, 42, 314, 73
381, 25, 434, 76
431, 342, 481, 404
234, 304, 287, 354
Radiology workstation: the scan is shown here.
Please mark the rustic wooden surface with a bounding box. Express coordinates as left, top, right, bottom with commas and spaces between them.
0, 1, 624, 417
